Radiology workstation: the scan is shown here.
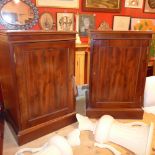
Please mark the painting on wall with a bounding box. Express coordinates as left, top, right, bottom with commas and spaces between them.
144, 0, 155, 13
131, 18, 155, 31
39, 13, 55, 30
98, 21, 111, 31
57, 13, 74, 31
79, 14, 95, 36
125, 0, 143, 8
36, 0, 79, 8
82, 0, 121, 12
113, 16, 131, 31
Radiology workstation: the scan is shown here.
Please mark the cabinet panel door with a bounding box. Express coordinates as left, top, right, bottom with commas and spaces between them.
14, 41, 75, 128
90, 39, 148, 108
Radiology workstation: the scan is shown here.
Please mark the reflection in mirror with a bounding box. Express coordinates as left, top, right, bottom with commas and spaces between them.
0, 0, 38, 29
1, 1, 34, 25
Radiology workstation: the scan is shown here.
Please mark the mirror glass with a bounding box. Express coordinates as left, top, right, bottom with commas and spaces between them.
0, 0, 38, 29
1, 1, 34, 25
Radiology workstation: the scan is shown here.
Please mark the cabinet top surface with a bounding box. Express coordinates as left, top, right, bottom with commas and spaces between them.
90, 30, 154, 34
0, 30, 76, 43
89, 30, 153, 39
0, 30, 76, 35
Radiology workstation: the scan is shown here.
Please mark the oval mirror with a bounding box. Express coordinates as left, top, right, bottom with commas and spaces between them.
0, 0, 39, 29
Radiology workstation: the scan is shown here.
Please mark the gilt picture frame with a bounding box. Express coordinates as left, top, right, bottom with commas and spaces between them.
82, 0, 121, 12
36, 0, 79, 8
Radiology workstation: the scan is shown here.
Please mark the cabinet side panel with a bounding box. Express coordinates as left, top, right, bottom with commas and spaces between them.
0, 36, 20, 130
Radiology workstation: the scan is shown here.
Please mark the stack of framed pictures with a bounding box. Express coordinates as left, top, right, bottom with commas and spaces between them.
112, 0, 155, 31
38, 0, 155, 33
39, 12, 96, 37
112, 15, 155, 31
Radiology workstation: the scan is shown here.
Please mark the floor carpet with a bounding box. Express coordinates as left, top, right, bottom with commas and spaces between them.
2, 97, 155, 155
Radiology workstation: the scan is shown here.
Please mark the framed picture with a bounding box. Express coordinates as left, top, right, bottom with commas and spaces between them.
125, 0, 143, 8
98, 21, 111, 31
39, 13, 55, 30
113, 16, 131, 31
36, 0, 79, 8
79, 14, 95, 36
131, 18, 155, 31
144, 0, 155, 13
57, 13, 74, 31
82, 0, 121, 12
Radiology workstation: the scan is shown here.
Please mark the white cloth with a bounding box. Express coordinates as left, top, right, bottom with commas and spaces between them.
143, 76, 155, 115
143, 106, 155, 115
144, 76, 155, 107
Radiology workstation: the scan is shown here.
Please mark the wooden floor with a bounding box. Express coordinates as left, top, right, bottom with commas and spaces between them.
0, 114, 4, 155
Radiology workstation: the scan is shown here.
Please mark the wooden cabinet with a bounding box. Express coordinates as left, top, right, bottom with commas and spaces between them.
147, 65, 153, 76
87, 31, 152, 119
0, 84, 3, 113
0, 31, 76, 145
75, 44, 89, 85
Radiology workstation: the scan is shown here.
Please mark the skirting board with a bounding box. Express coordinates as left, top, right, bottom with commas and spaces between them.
6, 112, 76, 145
86, 108, 144, 119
